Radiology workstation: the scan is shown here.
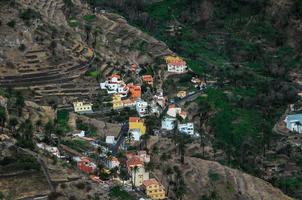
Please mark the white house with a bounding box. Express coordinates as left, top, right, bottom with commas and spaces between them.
106, 136, 116, 144
166, 59, 188, 74
100, 74, 129, 97
129, 129, 141, 141
73, 101, 93, 113
136, 99, 148, 117
178, 123, 195, 135
73, 130, 85, 138
284, 114, 302, 133
161, 117, 176, 131
36, 143, 63, 158
167, 104, 187, 119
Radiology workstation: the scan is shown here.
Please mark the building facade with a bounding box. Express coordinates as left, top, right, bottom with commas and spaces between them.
136, 99, 148, 117
73, 101, 93, 113
284, 114, 302, 133
129, 117, 146, 141
178, 123, 195, 135
143, 179, 166, 200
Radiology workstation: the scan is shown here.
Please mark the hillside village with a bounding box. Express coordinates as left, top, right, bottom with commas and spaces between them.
1, 0, 302, 200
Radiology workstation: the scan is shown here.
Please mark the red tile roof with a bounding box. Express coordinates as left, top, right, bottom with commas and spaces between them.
143, 178, 159, 187
110, 74, 121, 79
169, 61, 186, 66
127, 156, 144, 168
129, 117, 144, 123
142, 75, 153, 82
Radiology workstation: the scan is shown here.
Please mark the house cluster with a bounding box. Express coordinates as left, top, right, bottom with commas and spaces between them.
165, 56, 188, 74
161, 104, 197, 136
56, 55, 203, 199
100, 74, 145, 111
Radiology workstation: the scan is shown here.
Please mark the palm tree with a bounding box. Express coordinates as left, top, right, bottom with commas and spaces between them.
45, 120, 55, 145
164, 166, 173, 197
96, 146, 103, 166
0, 106, 6, 130
49, 40, 57, 56
119, 168, 128, 186
294, 121, 302, 133
17, 119, 34, 149
132, 166, 139, 189
110, 167, 119, 179
15, 92, 24, 117
35, 119, 42, 130
8, 117, 18, 134
140, 133, 150, 150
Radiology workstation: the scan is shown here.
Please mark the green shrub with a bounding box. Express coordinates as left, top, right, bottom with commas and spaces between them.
6, 20, 16, 28
19, 8, 41, 21
109, 186, 135, 200
208, 171, 220, 182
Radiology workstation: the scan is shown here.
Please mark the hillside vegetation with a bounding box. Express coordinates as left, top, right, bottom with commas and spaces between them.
87, 0, 302, 198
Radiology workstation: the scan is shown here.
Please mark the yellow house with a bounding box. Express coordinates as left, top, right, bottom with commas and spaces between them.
73, 101, 93, 113
143, 179, 166, 200
129, 117, 146, 135
164, 55, 184, 64
112, 94, 123, 110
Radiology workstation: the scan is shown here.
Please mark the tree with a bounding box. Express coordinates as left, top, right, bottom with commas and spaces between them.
96, 146, 103, 166
17, 119, 34, 149
110, 167, 119, 179
49, 40, 57, 56
119, 168, 128, 186
0, 106, 6, 130
175, 132, 191, 164
63, 0, 74, 18
84, 24, 92, 43
294, 121, 302, 133
45, 120, 55, 144
140, 133, 150, 150
132, 166, 139, 189
15, 92, 24, 117
8, 117, 18, 134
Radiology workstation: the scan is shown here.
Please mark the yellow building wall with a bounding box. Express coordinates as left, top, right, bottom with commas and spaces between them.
146, 185, 166, 200
129, 122, 146, 135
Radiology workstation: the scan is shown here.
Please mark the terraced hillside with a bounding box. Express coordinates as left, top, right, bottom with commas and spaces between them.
0, 0, 174, 105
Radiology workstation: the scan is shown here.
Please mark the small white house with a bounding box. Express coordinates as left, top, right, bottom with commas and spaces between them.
106, 136, 116, 144
284, 114, 302, 133
136, 99, 148, 117
36, 143, 63, 158
129, 129, 141, 141
161, 117, 176, 131
73, 101, 93, 113
73, 130, 85, 138
178, 123, 195, 135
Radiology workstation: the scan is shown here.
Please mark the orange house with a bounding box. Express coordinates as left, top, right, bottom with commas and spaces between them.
128, 83, 141, 98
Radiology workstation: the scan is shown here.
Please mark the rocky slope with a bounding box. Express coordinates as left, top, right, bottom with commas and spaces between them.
161, 158, 292, 200
151, 138, 293, 200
